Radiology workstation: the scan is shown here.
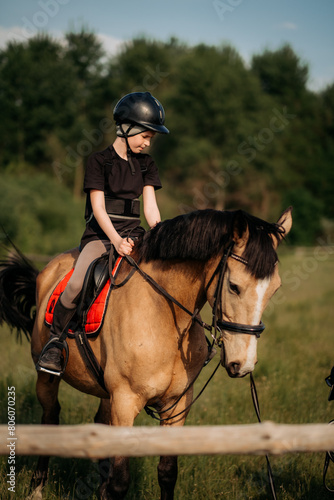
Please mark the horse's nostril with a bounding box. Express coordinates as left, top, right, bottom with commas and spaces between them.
228, 361, 241, 375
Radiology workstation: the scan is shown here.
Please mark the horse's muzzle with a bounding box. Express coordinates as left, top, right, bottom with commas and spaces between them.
220, 336, 258, 378
225, 361, 253, 378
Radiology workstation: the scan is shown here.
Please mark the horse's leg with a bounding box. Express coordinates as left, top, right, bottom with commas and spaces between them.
157, 398, 193, 500
158, 454, 178, 500
157, 421, 180, 500
99, 391, 140, 500
94, 399, 113, 491
30, 372, 61, 491
158, 319, 208, 500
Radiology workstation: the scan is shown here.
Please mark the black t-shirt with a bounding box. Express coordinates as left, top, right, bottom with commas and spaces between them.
81, 145, 162, 248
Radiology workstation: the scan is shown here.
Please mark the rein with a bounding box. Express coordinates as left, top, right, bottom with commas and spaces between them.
123, 241, 266, 422
125, 241, 265, 349
125, 244, 277, 499
124, 254, 212, 334
144, 360, 221, 422
79, 244, 275, 498
250, 373, 278, 500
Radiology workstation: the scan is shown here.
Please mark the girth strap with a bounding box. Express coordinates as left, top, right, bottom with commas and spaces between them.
74, 330, 108, 393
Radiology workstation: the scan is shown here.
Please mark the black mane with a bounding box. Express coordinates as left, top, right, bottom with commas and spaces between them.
137, 209, 285, 279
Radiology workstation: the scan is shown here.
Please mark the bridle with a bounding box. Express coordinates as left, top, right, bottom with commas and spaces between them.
208, 241, 265, 346
125, 240, 265, 349
121, 241, 268, 424
122, 239, 268, 423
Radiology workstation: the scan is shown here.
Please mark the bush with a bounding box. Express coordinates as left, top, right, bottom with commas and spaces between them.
0, 173, 85, 255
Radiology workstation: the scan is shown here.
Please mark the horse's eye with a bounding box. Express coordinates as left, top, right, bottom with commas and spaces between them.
229, 282, 240, 295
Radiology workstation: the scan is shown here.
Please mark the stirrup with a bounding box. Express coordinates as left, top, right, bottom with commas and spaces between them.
35, 337, 69, 376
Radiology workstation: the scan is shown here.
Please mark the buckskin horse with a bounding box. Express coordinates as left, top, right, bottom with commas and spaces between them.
0, 207, 292, 500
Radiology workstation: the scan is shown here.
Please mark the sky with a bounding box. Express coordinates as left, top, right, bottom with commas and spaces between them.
0, 0, 333, 92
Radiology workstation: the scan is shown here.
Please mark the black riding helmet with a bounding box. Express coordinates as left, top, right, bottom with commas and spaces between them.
113, 92, 169, 135
113, 92, 169, 175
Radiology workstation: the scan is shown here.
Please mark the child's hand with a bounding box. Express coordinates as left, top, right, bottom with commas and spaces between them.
115, 237, 134, 256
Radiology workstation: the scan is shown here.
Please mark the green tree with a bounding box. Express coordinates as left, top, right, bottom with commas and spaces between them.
107, 37, 173, 97
0, 35, 76, 169
0, 30, 112, 198
1, 33, 333, 245
250, 44, 333, 232
158, 43, 278, 214
316, 84, 334, 218
53, 30, 112, 197
251, 44, 309, 102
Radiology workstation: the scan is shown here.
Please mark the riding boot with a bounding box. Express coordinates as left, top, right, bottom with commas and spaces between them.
37, 296, 76, 375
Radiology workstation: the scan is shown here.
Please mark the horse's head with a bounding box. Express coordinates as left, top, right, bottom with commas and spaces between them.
206, 208, 292, 378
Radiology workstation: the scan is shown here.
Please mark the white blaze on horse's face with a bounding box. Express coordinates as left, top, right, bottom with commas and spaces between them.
252, 277, 271, 325
220, 262, 281, 378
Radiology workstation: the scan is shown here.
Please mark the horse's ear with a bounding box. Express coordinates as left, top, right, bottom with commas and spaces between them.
233, 226, 249, 251
232, 212, 249, 251
274, 206, 293, 248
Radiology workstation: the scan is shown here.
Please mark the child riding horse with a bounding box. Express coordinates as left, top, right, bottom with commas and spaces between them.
37, 91, 169, 375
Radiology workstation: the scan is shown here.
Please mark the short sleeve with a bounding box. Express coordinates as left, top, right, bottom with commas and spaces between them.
142, 155, 162, 190
83, 152, 105, 193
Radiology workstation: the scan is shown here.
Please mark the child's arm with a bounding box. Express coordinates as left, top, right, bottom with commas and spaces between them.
90, 189, 134, 256
143, 185, 161, 228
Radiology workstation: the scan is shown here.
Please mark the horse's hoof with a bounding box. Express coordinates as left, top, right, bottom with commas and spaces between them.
29, 471, 48, 497
25, 483, 43, 500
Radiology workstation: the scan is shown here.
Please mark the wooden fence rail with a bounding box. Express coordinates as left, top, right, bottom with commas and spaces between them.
1, 422, 334, 459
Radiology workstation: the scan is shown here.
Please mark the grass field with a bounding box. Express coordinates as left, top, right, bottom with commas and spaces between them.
1, 247, 334, 499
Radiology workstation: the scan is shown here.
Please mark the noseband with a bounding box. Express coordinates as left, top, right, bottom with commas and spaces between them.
209, 242, 265, 343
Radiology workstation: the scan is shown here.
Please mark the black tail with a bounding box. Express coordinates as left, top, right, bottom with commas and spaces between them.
0, 241, 38, 341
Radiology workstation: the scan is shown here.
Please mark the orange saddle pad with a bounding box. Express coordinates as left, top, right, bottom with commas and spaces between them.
45, 257, 123, 335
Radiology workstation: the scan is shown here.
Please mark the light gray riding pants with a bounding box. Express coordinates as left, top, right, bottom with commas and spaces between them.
61, 240, 111, 309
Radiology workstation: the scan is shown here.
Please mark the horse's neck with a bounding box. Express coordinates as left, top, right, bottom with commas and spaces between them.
145, 259, 206, 309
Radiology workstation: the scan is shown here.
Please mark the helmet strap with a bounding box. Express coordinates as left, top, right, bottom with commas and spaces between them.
120, 124, 136, 176
126, 138, 136, 176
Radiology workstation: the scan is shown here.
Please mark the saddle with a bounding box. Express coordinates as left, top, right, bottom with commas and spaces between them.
45, 251, 123, 336
43, 251, 123, 390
